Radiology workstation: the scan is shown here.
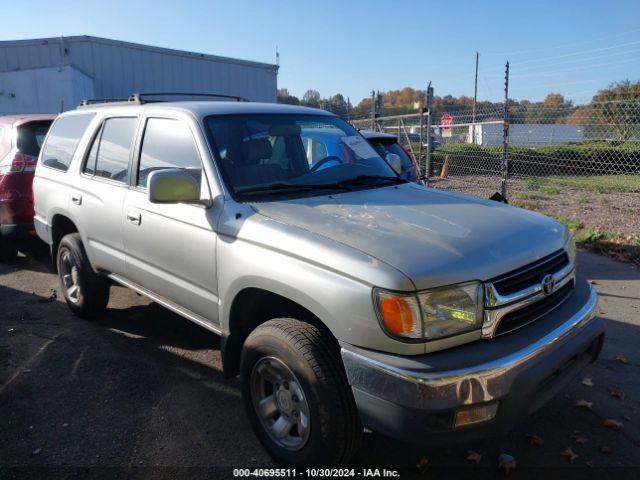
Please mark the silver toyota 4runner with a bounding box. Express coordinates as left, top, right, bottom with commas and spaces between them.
33, 95, 604, 466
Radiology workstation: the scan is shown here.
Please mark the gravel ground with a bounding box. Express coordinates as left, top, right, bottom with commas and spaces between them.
0, 251, 639, 479
430, 176, 640, 249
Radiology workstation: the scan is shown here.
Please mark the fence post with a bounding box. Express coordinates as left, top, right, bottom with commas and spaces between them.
370, 90, 376, 130
424, 83, 433, 187
418, 98, 424, 178
501, 62, 510, 199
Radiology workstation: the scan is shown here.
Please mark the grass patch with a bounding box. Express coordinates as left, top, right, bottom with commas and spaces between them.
520, 203, 639, 266
539, 185, 561, 195
575, 228, 619, 244
525, 175, 639, 194
556, 217, 584, 231
518, 193, 547, 201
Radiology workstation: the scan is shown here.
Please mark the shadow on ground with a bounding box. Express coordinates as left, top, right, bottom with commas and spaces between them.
0, 252, 638, 478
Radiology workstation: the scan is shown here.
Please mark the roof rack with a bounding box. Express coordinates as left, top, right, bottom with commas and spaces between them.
78, 92, 249, 108
130, 92, 249, 103
78, 98, 130, 106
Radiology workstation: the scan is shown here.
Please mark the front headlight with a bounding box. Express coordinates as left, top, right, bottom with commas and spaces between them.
374, 282, 484, 341
418, 282, 484, 339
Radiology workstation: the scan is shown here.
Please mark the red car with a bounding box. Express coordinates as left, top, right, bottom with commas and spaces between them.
0, 114, 55, 260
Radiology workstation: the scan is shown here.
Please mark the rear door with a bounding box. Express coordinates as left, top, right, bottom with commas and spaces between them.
123, 115, 220, 326
70, 116, 139, 275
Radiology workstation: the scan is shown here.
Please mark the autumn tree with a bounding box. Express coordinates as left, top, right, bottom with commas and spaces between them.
590, 80, 640, 141
301, 89, 321, 108
525, 93, 574, 124
276, 88, 300, 105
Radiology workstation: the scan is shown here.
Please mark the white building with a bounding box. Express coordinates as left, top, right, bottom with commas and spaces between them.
0, 36, 278, 114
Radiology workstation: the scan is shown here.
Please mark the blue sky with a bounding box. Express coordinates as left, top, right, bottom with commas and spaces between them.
3, 0, 639, 105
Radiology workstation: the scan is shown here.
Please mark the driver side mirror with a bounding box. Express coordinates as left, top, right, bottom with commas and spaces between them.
148, 168, 202, 204
385, 153, 403, 175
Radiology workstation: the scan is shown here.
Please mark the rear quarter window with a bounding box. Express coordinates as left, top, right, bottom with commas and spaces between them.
17, 121, 53, 157
40, 113, 95, 171
370, 140, 414, 169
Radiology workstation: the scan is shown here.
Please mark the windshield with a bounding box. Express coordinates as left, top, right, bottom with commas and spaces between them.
205, 114, 398, 197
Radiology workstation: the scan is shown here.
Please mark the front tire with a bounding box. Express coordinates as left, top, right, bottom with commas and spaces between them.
56, 233, 110, 317
240, 318, 362, 466
0, 236, 18, 261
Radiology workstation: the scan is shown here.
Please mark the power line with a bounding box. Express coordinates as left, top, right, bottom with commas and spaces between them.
510, 57, 640, 79
511, 40, 640, 66
484, 27, 640, 57
510, 48, 640, 74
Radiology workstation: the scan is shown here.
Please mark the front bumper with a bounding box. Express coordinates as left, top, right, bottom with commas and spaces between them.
341, 277, 604, 444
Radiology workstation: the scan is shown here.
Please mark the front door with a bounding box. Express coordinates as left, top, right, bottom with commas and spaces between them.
123, 116, 220, 327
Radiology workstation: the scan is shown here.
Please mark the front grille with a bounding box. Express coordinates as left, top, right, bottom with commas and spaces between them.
495, 281, 574, 336
492, 250, 569, 296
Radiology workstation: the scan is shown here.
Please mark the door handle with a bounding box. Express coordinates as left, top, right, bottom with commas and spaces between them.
71, 194, 82, 205
126, 211, 141, 225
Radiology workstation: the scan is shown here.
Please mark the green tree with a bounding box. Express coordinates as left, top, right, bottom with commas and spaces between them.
301, 89, 321, 108
525, 93, 574, 124
590, 80, 640, 140
276, 88, 300, 105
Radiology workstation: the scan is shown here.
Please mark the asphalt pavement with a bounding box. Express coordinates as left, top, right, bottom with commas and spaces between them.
0, 250, 638, 478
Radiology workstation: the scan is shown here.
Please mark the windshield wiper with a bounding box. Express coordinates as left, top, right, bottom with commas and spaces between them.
337, 175, 407, 187
236, 182, 351, 196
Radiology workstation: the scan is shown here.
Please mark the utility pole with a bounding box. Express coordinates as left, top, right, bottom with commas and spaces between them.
472, 51, 479, 144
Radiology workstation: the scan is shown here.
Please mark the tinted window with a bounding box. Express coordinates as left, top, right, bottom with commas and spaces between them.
85, 118, 137, 183
17, 121, 53, 157
137, 118, 201, 187
40, 114, 95, 171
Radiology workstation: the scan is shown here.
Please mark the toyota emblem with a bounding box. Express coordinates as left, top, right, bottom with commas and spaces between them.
541, 274, 555, 296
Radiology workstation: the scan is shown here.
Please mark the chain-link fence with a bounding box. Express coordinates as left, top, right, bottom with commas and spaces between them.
351, 92, 640, 255
352, 98, 640, 197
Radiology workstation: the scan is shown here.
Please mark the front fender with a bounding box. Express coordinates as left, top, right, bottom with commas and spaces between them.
217, 235, 426, 356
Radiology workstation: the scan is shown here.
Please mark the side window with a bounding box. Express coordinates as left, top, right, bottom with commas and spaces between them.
83, 118, 137, 183
83, 124, 103, 176
40, 113, 95, 171
137, 118, 201, 188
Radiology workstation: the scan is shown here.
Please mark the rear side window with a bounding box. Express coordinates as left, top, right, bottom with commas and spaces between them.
84, 118, 137, 183
40, 114, 95, 171
370, 140, 414, 169
17, 121, 53, 157
137, 118, 201, 188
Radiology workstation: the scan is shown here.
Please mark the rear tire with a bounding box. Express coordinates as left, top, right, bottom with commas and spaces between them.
0, 236, 18, 261
56, 233, 110, 317
240, 318, 362, 466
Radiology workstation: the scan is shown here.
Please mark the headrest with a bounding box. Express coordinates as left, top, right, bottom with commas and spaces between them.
241, 137, 273, 165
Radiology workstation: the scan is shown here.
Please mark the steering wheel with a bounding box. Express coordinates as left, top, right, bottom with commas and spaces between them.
310, 156, 343, 172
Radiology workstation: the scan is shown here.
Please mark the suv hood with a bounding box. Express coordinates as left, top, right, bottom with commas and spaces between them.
249, 183, 568, 290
